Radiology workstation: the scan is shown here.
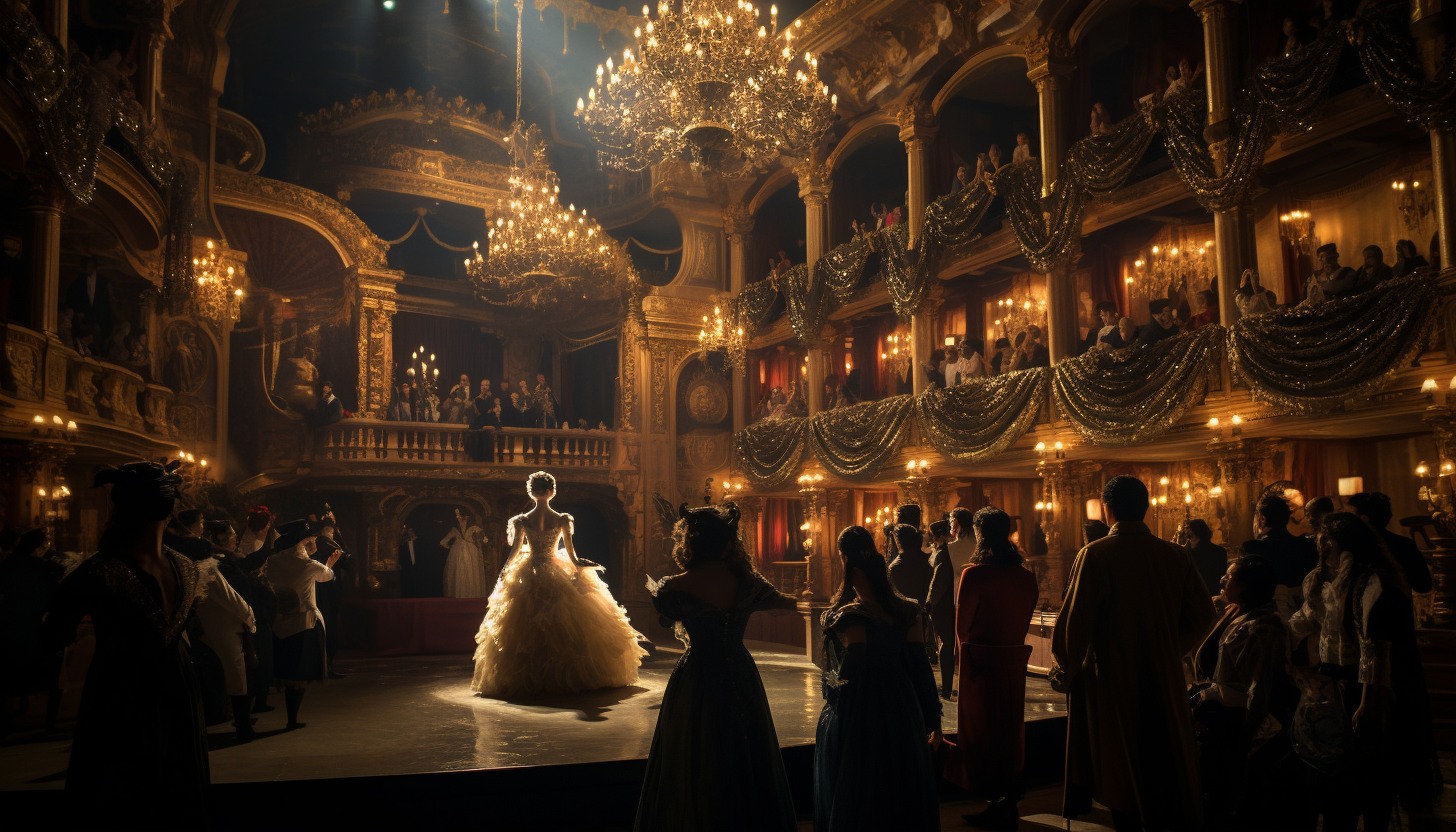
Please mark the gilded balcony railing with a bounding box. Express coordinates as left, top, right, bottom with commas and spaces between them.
314, 420, 614, 468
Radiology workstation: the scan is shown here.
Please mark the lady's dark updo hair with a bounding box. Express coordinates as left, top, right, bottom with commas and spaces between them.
672, 502, 754, 577
245, 506, 273, 533
95, 460, 183, 523
527, 471, 556, 496
972, 507, 1023, 565
827, 525, 919, 627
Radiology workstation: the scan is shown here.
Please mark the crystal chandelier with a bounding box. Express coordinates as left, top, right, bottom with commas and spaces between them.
575, 1, 836, 177
190, 239, 244, 324
881, 328, 910, 382
698, 301, 746, 374
465, 1, 635, 312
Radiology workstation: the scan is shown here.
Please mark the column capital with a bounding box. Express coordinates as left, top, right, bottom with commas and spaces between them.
1189, 0, 1241, 22
722, 202, 754, 242
896, 97, 938, 144
794, 159, 833, 203
1020, 28, 1074, 78
26, 176, 67, 211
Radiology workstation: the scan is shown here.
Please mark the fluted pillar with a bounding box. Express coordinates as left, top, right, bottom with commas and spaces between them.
1036, 458, 1100, 607
1024, 31, 1078, 362
806, 345, 828, 414
26, 181, 64, 337
1208, 437, 1277, 557
725, 203, 754, 432
910, 287, 943, 395
1193, 0, 1254, 324
1023, 30, 1074, 198
897, 99, 938, 251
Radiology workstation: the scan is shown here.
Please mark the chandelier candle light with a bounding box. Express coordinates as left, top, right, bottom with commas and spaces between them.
191, 240, 245, 323
699, 302, 747, 374
466, 1, 636, 310
575, 0, 836, 176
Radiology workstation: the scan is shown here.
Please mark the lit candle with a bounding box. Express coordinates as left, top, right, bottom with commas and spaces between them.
66, 421, 76, 431
1230, 414, 1243, 436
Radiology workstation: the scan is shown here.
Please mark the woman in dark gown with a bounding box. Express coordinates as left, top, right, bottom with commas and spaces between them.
465, 387, 498, 461
42, 460, 211, 829
815, 525, 942, 832
634, 502, 800, 832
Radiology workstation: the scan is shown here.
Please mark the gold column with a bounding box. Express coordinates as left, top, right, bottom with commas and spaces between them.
736, 495, 763, 564
798, 159, 833, 278
910, 299, 937, 395
26, 181, 64, 337
1046, 266, 1079, 364
805, 345, 829, 414
1023, 30, 1074, 199
897, 99, 938, 251
1193, 0, 1253, 325
1024, 31, 1078, 362
1208, 437, 1277, 556
725, 203, 754, 433
1036, 457, 1100, 607
355, 270, 400, 419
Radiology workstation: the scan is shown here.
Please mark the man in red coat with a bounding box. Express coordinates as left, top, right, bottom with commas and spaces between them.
945, 507, 1040, 830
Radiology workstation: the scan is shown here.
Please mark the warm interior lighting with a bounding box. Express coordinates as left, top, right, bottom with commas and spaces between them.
1084, 499, 1103, 521
1417, 462, 1430, 476
1337, 476, 1364, 496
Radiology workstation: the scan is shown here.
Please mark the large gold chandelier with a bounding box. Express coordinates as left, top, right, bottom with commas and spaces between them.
465, 1, 635, 311
576, 1, 836, 177
190, 239, 244, 324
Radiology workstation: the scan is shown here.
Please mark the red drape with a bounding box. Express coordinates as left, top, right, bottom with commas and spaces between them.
759, 498, 806, 566
1289, 441, 1330, 503
391, 312, 504, 394
754, 348, 802, 404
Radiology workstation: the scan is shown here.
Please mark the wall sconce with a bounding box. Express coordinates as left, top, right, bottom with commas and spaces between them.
1393, 177, 1432, 231
1337, 476, 1364, 497
1424, 378, 1443, 405
1278, 209, 1316, 253
1230, 414, 1243, 436
905, 458, 930, 477
796, 473, 824, 487
1084, 498, 1103, 522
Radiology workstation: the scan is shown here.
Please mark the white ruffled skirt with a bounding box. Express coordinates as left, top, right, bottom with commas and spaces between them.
471, 546, 645, 699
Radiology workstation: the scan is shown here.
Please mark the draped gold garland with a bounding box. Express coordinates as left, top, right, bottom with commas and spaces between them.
738, 278, 781, 337
814, 233, 875, 304
915, 368, 1048, 462
735, 417, 809, 489
1228, 273, 1439, 415
1354, 1, 1456, 130
781, 263, 832, 343
1053, 326, 1225, 447
807, 395, 916, 481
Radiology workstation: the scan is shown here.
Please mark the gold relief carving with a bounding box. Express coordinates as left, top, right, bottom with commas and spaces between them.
679, 430, 732, 472
795, 159, 833, 201
1019, 28, 1073, 69
356, 286, 397, 419
896, 98, 938, 141
722, 202, 754, 242
71, 364, 103, 417
5, 341, 40, 402
620, 317, 639, 432
299, 88, 509, 136
649, 342, 669, 434
172, 398, 206, 444
213, 167, 389, 269
684, 371, 730, 425
142, 388, 174, 438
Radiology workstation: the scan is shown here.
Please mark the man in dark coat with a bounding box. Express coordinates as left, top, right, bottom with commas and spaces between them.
309, 381, 344, 428
1051, 476, 1215, 830
63, 256, 114, 344
1183, 518, 1228, 596
925, 519, 957, 698
1348, 491, 1433, 594
1242, 494, 1318, 616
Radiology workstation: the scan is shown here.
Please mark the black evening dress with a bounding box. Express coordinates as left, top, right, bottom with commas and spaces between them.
814, 603, 942, 832
42, 547, 211, 829
633, 573, 799, 832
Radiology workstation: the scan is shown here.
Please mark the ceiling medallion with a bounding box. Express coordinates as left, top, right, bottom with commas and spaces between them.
576, 1, 836, 178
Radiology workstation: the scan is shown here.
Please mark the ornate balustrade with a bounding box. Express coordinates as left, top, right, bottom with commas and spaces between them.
764, 559, 810, 597
314, 420, 615, 469
0, 324, 179, 452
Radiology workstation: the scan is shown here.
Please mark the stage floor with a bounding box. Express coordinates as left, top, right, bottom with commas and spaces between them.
0, 643, 1065, 789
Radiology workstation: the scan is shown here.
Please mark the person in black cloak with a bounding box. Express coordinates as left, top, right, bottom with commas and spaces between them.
43, 460, 212, 829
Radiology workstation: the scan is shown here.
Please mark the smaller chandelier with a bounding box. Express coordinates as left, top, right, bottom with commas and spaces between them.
881, 328, 910, 382
465, 124, 631, 311
1278, 210, 1316, 253
190, 239, 244, 323
699, 302, 746, 375
576, 0, 836, 177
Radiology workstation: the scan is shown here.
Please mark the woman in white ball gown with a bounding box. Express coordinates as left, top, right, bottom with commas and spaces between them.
472, 471, 646, 699
442, 509, 489, 598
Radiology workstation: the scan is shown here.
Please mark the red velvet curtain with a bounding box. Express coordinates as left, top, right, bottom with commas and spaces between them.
759, 497, 806, 565
1289, 441, 1330, 502
754, 347, 802, 403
